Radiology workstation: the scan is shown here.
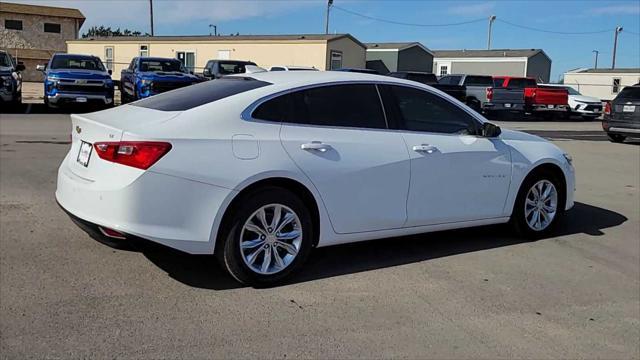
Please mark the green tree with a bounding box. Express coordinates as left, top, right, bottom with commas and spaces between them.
82, 26, 149, 38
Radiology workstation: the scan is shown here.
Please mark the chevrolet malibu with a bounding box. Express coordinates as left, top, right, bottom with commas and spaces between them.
56, 71, 575, 286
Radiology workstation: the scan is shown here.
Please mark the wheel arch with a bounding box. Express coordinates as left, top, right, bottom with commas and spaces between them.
213, 177, 322, 255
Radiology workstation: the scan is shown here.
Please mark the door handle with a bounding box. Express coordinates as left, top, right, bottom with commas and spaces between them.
412, 144, 438, 154
301, 142, 332, 152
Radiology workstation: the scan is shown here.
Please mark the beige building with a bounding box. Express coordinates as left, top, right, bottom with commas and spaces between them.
563, 68, 640, 101
0, 2, 85, 81
67, 34, 366, 76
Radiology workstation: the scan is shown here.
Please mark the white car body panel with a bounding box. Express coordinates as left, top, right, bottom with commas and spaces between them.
56, 71, 575, 254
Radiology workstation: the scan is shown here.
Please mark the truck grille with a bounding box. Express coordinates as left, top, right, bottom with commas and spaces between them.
57, 84, 107, 93
152, 81, 194, 93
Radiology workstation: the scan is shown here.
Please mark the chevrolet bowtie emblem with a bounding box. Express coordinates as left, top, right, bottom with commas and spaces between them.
76, 126, 82, 134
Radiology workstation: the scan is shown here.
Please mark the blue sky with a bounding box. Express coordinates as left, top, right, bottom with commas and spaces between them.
13, 0, 640, 80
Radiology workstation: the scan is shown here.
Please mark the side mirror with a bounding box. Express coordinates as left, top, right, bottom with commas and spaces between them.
481, 122, 501, 137
36, 64, 46, 72
203, 68, 211, 76
108, 69, 112, 75
16, 64, 25, 72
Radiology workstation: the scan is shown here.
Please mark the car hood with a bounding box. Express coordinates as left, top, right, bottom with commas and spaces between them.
499, 128, 546, 143
139, 71, 199, 81
570, 94, 601, 103
47, 69, 111, 80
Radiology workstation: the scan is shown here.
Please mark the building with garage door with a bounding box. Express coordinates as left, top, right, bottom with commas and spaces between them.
432, 49, 551, 83
365, 42, 433, 74
563, 68, 640, 101
1, 1, 85, 81
66, 34, 366, 76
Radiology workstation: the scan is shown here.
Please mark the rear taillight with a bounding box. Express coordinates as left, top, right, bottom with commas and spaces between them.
604, 102, 611, 115
93, 141, 171, 170
486, 87, 493, 101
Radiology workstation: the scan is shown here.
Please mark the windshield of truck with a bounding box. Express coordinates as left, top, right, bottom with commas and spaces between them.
0, 52, 14, 68
50, 55, 105, 71
139, 59, 185, 72
218, 62, 252, 75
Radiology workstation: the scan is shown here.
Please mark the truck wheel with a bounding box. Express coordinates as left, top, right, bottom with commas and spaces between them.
607, 133, 626, 143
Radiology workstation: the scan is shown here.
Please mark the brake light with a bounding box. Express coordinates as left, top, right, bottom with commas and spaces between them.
604, 102, 611, 115
486, 87, 493, 101
93, 141, 172, 170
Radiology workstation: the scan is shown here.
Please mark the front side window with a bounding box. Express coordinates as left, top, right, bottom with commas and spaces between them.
5, 20, 22, 30
292, 84, 386, 129
44, 23, 61, 33
388, 85, 478, 135
612, 78, 621, 93
50, 56, 105, 71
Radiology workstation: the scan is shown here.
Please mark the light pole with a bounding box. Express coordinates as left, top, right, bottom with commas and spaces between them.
149, 0, 154, 36
325, 0, 333, 34
209, 24, 217, 36
592, 50, 599, 69
612, 26, 623, 69
487, 15, 496, 50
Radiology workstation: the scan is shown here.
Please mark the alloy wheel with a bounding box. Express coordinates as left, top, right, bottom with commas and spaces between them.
524, 179, 558, 231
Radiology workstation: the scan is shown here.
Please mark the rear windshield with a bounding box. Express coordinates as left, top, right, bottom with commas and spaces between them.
406, 73, 437, 84
493, 78, 505, 87
218, 62, 253, 75
132, 77, 271, 111
616, 86, 640, 100
505, 78, 537, 88
0, 52, 14, 67
51, 56, 105, 71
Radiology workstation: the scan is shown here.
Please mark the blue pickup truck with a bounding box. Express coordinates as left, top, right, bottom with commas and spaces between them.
120, 57, 202, 103
37, 53, 114, 109
0, 50, 25, 108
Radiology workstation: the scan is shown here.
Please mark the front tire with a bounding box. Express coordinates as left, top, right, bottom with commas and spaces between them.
511, 170, 564, 239
607, 133, 626, 143
218, 187, 314, 286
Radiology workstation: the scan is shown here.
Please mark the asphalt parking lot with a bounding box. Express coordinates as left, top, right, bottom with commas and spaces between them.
1, 112, 639, 358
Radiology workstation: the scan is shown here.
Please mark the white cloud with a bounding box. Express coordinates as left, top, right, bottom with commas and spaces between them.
589, 4, 640, 15
447, 1, 496, 16
7, 0, 319, 33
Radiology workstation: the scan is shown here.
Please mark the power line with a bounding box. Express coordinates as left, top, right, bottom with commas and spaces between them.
332, 5, 486, 27
624, 29, 640, 36
495, 19, 611, 35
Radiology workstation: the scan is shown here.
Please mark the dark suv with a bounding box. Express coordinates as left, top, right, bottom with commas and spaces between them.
603, 84, 640, 143
0, 50, 25, 108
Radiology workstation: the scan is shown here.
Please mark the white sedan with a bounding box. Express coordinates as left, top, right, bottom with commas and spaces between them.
56, 71, 575, 286
544, 84, 603, 119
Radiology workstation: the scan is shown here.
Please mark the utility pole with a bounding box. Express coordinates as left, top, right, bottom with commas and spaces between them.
325, 0, 333, 35
149, 0, 154, 36
592, 50, 599, 69
209, 24, 217, 36
487, 15, 496, 50
612, 26, 623, 69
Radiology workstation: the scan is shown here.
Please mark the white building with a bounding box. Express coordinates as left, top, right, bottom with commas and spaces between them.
563, 68, 640, 101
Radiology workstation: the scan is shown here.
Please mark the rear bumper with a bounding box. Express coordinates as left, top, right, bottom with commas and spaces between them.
55, 159, 234, 254
602, 119, 640, 135
483, 102, 525, 112
48, 92, 113, 105
531, 104, 569, 112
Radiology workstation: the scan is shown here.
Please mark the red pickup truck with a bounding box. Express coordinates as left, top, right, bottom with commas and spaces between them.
493, 76, 569, 118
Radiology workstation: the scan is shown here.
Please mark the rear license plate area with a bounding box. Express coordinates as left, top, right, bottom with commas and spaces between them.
77, 141, 92, 167
623, 105, 636, 112
504, 103, 512, 108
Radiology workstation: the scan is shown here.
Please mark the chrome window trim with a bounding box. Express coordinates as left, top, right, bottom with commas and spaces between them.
241, 79, 487, 131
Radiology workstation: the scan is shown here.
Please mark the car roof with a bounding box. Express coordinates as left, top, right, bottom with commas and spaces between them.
243, 70, 421, 90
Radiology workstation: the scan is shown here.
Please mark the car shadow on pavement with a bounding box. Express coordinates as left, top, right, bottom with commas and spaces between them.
134, 201, 626, 290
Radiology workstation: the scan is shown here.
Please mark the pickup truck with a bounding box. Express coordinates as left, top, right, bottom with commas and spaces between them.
202, 60, 257, 80
120, 57, 202, 103
493, 76, 569, 118
484, 86, 526, 119
437, 74, 494, 112
387, 71, 466, 103
36, 53, 114, 109
0, 50, 25, 108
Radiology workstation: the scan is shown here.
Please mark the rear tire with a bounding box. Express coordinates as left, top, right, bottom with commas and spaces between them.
218, 187, 314, 287
607, 133, 626, 143
510, 169, 564, 239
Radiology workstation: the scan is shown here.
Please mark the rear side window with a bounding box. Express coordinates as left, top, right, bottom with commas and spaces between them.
252, 93, 294, 122
133, 77, 271, 111
464, 76, 493, 87
292, 84, 387, 129
438, 76, 461, 85
388, 85, 478, 135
